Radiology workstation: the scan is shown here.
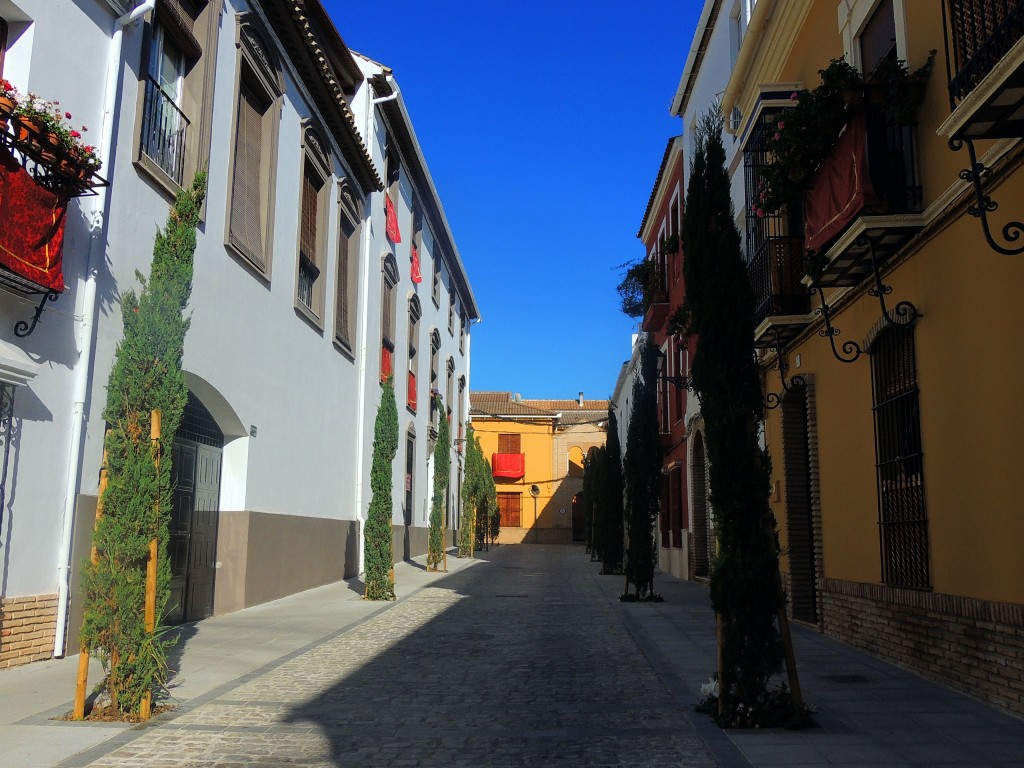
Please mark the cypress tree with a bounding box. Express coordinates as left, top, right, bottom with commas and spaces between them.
601, 408, 625, 574
582, 448, 598, 559
364, 378, 399, 600
80, 172, 207, 716
622, 337, 662, 599
681, 109, 785, 715
458, 427, 487, 557
427, 396, 451, 571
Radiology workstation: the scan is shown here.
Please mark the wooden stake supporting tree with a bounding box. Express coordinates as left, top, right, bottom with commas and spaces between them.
77, 173, 206, 718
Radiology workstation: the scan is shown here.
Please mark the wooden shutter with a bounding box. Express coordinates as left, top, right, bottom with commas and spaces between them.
498, 493, 521, 528
300, 169, 318, 265
335, 217, 354, 346
498, 433, 521, 454
860, 0, 896, 75
229, 81, 265, 270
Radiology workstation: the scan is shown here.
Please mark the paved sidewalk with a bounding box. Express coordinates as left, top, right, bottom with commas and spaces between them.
1, 544, 1022, 767
599, 556, 1024, 767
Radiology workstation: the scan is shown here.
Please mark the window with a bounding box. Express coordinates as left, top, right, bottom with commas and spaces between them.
295, 125, 331, 323
859, 0, 896, 75
457, 375, 466, 450
404, 427, 416, 526
673, 341, 685, 420
335, 181, 362, 353
497, 492, 521, 528
407, 295, 421, 412
136, 0, 217, 194
446, 357, 455, 420
0, 17, 7, 76
871, 325, 929, 589
459, 311, 466, 353
429, 329, 441, 390
448, 291, 456, 335
432, 251, 441, 306
498, 433, 521, 454
380, 253, 399, 382
225, 18, 282, 278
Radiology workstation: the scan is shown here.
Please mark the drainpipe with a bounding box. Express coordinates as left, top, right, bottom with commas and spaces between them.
353, 73, 399, 574
54, 0, 155, 659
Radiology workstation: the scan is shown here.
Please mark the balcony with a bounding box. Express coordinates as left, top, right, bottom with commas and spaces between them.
492, 453, 525, 480
748, 235, 811, 349
642, 253, 670, 331
942, 0, 1024, 139
141, 76, 189, 185
804, 106, 924, 288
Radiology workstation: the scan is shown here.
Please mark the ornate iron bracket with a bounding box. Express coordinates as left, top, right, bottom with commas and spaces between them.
14, 289, 60, 338
810, 283, 864, 364
763, 325, 805, 410
949, 135, 1024, 255
860, 234, 920, 327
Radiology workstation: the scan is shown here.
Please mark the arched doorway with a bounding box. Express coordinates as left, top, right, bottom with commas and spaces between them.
167, 393, 223, 624
571, 493, 584, 542
691, 434, 710, 580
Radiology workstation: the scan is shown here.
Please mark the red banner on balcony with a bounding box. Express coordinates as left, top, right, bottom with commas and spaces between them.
407, 370, 417, 412
0, 149, 68, 292
385, 194, 402, 243
380, 344, 393, 382
492, 452, 525, 479
410, 243, 422, 283
804, 111, 879, 253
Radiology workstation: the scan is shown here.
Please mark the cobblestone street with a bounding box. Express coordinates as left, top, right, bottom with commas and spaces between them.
63, 546, 717, 768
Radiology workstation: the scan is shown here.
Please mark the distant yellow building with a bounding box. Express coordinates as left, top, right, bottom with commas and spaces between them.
469, 392, 607, 544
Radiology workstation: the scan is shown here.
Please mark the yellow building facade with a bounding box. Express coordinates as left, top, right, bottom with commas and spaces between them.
469, 392, 607, 544
724, 0, 1024, 715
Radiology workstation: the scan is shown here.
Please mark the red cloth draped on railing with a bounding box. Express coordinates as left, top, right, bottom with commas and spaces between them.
804, 111, 879, 253
410, 243, 422, 283
492, 453, 525, 479
407, 370, 417, 411
385, 194, 402, 243
0, 148, 69, 291
381, 345, 393, 382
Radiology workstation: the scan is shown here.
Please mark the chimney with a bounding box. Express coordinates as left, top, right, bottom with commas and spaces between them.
578, 391, 584, 407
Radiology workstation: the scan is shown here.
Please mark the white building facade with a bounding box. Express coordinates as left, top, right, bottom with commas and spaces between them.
0, 0, 477, 669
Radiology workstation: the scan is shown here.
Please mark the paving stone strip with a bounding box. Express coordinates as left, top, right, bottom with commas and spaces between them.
58, 546, 720, 767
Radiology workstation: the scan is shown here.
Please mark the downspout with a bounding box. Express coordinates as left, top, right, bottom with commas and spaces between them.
54, 0, 155, 658
720, 0, 771, 134
354, 74, 398, 574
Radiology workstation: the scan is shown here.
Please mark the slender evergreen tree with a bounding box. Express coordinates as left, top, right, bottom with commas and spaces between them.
622, 337, 662, 599
601, 408, 625, 574
80, 172, 207, 715
681, 109, 784, 714
427, 397, 451, 571
459, 426, 490, 557
364, 378, 399, 600
582, 448, 598, 558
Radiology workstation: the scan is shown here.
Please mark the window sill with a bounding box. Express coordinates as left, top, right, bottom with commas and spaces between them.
224, 240, 272, 284
294, 300, 325, 333
134, 154, 183, 204
333, 338, 356, 361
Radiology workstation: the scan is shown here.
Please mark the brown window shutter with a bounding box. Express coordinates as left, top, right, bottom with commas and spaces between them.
300, 168, 318, 264
860, 0, 896, 75
229, 82, 265, 270
335, 218, 354, 346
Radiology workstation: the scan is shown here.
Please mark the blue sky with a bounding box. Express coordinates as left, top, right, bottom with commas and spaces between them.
328, 1, 702, 400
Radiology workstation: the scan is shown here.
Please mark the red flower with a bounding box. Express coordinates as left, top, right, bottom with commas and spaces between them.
70, 130, 81, 139
64, 111, 72, 119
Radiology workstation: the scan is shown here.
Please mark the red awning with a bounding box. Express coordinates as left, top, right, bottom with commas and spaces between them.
492, 452, 525, 479
804, 111, 879, 253
0, 148, 68, 292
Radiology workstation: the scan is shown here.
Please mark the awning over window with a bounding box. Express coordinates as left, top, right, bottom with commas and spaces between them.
804, 111, 879, 254
492, 452, 525, 479
0, 149, 68, 292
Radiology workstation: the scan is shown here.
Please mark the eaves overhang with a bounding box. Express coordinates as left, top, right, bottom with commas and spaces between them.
637, 136, 683, 241
368, 71, 480, 320
671, 0, 724, 117
258, 0, 382, 195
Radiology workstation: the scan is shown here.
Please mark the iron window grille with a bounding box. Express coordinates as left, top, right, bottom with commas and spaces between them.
141, 75, 189, 185
871, 325, 930, 589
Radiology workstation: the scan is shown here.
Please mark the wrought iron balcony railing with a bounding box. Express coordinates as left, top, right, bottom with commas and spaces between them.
749, 235, 809, 328
141, 76, 189, 185
945, 0, 1024, 105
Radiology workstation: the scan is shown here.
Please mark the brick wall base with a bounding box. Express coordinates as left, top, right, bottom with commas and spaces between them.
820, 578, 1024, 716
0, 594, 58, 670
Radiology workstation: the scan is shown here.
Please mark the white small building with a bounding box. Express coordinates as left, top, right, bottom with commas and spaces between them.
0, 0, 478, 669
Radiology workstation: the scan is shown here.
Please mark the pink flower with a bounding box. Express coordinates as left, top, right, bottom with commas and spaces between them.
64, 111, 72, 119
70, 130, 81, 139
777, 120, 785, 130
790, 92, 798, 101
84, 145, 94, 153
774, 132, 781, 141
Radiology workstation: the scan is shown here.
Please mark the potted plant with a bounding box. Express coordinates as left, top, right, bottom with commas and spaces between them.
0, 79, 18, 131
13, 93, 99, 180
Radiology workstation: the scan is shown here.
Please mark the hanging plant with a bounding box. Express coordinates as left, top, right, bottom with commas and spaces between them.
760, 52, 934, 215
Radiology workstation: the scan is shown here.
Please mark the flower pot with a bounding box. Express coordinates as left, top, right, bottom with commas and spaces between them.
15, 116, 46, 153
0, 95, 15, 132
39, 131, 60, 164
